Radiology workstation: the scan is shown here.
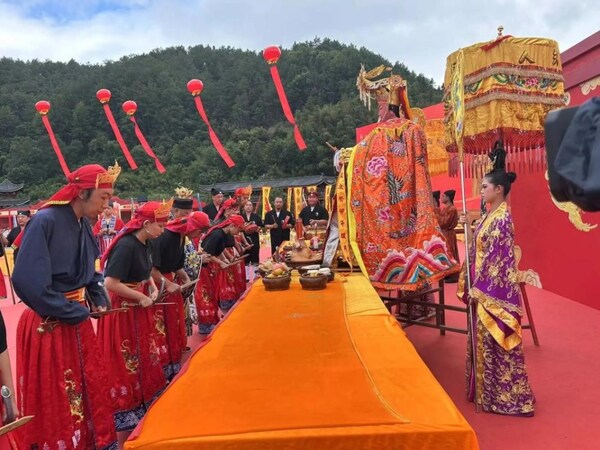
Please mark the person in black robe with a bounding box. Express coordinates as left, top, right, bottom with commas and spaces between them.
203, 188, 224, 221
241, 200, 263, 265
195, 215, 244, 335
150, 210, 210, 376
298, 190, 329, 227
264, 197, 295, 255
0, 210, 30, 263
98, 201, 168, 443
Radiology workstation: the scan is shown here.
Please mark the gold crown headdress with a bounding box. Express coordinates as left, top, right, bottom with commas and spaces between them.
96, 161, 121, 189
174, 186, 194, 199
356, 65, 413, 120
155, 197, 174, 221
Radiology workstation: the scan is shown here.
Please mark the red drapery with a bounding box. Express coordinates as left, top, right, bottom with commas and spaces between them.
40, 115, 70, 177
192, 96, 235, 168
128, 116, 166, 173
102, 104, 138, 170
269, 66, 307, 151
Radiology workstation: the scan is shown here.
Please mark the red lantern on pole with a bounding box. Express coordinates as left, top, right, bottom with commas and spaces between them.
121, 100, 166, 173
96, 89, 112, 104
263, 45, 306, 151
35, 100, 51, 115
187, 79, 235, 168
263, 46, 281, 64
122, 100, 138, 116
35, 100, 70, 177
96, 88, 138, 170
187, 79, 204, 96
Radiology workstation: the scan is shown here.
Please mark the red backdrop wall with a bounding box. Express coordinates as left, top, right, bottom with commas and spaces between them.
510, 172, 600, 309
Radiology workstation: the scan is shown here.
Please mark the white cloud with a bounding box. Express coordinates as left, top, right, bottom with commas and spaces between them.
0, 0, 597, 85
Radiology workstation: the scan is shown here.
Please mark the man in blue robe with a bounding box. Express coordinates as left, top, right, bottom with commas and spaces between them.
12, 163, 121, 450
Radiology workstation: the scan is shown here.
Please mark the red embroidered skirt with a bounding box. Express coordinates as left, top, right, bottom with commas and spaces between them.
215, 265, 238, 303
159, 273, 185, 377
195, 263, 218, 329
96, 287, 166, 430
16, 309, 117, 449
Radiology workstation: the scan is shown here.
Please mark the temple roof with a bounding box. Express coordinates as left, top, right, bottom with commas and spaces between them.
0, 179, 24, 193
0, 197, 30, 208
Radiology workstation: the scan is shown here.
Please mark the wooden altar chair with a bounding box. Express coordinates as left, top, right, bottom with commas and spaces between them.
514, 245, 541, 346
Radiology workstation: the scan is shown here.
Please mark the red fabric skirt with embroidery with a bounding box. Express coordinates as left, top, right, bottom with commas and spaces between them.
233, 259, 246, 296
214, 264, 239, 303
195, 262, 218, 327
0, 267, 6, 299
16, 309, 117, 449
96, 287, 166, 415
158, 273, 185, 368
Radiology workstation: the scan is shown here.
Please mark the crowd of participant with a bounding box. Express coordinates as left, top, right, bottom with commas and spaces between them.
0, 140, 536, 449
0, 163, 336, 449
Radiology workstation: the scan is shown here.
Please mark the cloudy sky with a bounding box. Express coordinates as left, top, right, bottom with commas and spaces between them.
0, 0, 597, 85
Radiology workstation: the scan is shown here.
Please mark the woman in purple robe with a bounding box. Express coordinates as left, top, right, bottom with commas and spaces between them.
458, 169, 535, 416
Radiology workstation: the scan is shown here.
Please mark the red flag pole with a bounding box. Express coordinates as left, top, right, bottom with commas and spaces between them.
35, 101, 70, 177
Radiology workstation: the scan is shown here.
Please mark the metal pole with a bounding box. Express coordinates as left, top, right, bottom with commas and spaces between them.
459, 160, 480, 413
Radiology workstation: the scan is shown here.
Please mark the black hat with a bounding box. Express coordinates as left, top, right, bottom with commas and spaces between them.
211, 188, 223, 196
173, 198, 193, 210
548, 97, 600, 212
137, 194, 148, 204
432, 191, 441, 203
17, 210, 31, 217
444, 190, 456, 203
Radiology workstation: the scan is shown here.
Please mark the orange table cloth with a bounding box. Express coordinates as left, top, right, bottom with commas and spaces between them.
126, 274, 479, 450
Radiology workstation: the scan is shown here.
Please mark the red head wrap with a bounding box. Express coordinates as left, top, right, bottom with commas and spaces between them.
166, 211, 210, 235
42, 163, 121, 209
100, 201, 170, 267
234, 185, 252, 199
204, 214, 244, 238
214, 197, 239, 221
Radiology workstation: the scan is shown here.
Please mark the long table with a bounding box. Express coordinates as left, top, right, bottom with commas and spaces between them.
126, 274, 479, 450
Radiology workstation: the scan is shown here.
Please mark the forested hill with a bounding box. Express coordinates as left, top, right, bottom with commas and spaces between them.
0, 38, 442, 200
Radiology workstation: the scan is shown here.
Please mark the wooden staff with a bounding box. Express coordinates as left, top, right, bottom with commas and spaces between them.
0, 415, 34, 436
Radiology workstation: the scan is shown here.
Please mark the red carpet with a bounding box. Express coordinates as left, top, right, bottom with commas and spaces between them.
405, 281, 600, 450
2, 267, 597, 449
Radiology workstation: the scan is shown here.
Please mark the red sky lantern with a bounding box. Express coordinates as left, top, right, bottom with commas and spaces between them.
96, 88, 137, 170
186, 78, 235, 168
35, 100, 70, 177
121, 100, 166, 173
262, 45, 306, 151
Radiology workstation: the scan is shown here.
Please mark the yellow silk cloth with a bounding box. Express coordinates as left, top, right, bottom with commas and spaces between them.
126, 275, 479, 450
443, 37, 564, 154
424, 118, 448, 176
